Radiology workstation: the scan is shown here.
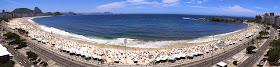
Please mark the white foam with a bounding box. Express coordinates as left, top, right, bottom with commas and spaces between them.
28, 17, 248, 48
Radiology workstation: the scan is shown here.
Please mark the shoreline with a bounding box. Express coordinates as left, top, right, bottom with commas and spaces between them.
28, 16, 250, 48
6, 16, 262, 64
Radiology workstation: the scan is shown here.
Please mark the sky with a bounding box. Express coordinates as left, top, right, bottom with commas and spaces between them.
1, 0, 280, 17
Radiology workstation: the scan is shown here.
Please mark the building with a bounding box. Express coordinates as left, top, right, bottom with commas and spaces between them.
270, 16, 275, 24
0, 44, 13, 63
2, 10, 4, 13
264, 13, 269, 24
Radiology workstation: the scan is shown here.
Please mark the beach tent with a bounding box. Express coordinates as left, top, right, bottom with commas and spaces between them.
69, 50, 76, 55
92, 55, 97, 60
168, 56, 176, 63
80, 52, 86, 57
75, 51, 81, 56
97, 56, 103, 61
174, 54, 181, 60
35, 38, 42, 42
41, 40, 47, 44
31, 37, 36, 40
180, 54, 186, 59
161, 56, 168, 62
85, 54, 92, 59
134, 59, 138, 63
155, 57, 161, 63
187, 53, 194, 59
114, 58, 119, 63
66, 49, 70, 53
217, 62, 227, 67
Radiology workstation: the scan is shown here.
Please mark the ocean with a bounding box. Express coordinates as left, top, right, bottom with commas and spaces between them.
32, 14, 250, 48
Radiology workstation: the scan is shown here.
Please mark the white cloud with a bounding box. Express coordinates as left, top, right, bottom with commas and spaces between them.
162, 2, 179, 7
4, 0, 23, 5
135, 6, 144, 8
94, 0, 181, 12
185, 0, 208, 4
255, 7, 267, 9
162, 0, 180, 3
221, 5, 257, 13
189, 6, 206, 8
95, 2, 126, 12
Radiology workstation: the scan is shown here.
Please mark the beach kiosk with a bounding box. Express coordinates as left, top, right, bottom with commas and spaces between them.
85, 54, 92, 60
180, 54, 186, 59
187, 53, 194, 59
92, 55, 97, 60
134, 58, 138, 63
155, 57, 161, 63
69, 50, 76, 55
217, 62, 227, 67
114, 58, 119, 63
168, 56, 176, 63
97, 56, 103, 61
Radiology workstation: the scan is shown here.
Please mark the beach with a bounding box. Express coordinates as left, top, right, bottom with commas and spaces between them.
6, 16, 262, 65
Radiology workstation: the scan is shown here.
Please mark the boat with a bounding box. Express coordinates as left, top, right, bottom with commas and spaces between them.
182, 17, 191, 20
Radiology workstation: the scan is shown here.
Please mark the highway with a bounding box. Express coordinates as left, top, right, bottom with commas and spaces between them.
1, 21, 99, 67
6, 45, 34, 67
239, 26, 275, 67
175, 25, 274, 67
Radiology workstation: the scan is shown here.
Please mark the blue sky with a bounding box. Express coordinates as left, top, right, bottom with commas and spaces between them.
1, 0, 280, 17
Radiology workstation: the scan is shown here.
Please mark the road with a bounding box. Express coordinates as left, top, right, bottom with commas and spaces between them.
175, 25, 274, 67
6, 45, 34, 67
1, 21, 99, 67
239, 26, 275, 67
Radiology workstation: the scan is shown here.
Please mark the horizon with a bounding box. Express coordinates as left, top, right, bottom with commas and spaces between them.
1, 0, 280, 17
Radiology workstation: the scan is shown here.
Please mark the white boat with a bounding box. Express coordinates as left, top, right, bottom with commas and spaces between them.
182, 17, 191, 20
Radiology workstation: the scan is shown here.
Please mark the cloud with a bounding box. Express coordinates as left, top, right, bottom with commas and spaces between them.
255, 7, 267, 9
162, 2, 179, 7
127, 0, 160, 5
94, 0, 181, 12
95, 2, 126, 12
221, 5, 257, 13
189, 6, 206, 8
185, 0, 208, 4
135, 6, 144, 8
4, 0, 23, 5
162, 0, 180, 3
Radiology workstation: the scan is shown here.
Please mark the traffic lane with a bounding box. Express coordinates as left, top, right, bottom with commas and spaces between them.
6, 46, 33, 67
26, 41, 90, 67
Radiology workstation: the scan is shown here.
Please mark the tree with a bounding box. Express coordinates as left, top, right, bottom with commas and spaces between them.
0, 60, 15, 67
247, 19, 255, 22
53, 12, 63, 16
26, 51, 38, 60
246, 46, 256, 54
270, 40, 280, 49
259, 31, 269, 37
17, 28, 28, 34
267, 49, 280, 65
251, 39, 255, 44
266, 27, 270, 30
3, 32, 20, 40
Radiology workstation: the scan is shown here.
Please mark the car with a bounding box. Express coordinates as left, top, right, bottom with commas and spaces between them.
257, 58, 267, 66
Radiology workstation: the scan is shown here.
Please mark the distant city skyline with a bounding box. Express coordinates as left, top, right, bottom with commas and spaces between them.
1, 0, 280, 17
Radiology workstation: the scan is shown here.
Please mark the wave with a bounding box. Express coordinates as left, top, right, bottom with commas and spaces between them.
28, 17, 248, 48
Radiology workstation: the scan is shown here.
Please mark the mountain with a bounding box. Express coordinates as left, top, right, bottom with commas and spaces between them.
34, 7, 43, 15
12, 8, 34, 14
